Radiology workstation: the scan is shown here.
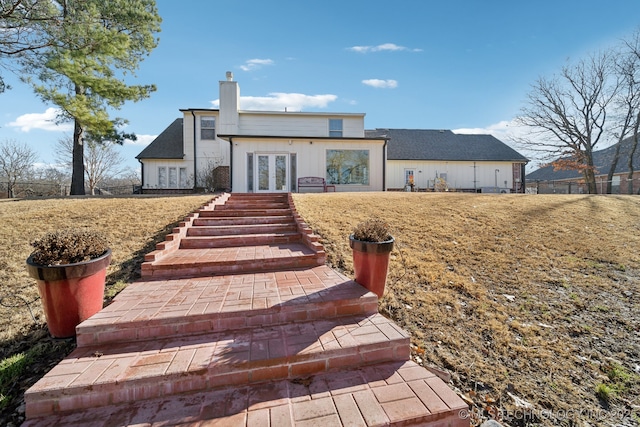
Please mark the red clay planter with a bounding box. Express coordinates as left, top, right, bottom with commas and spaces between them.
349, 236, 394, 298
26, 250, 111, 338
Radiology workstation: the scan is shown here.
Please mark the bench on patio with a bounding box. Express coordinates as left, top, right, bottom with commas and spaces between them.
297, 176, 335, 193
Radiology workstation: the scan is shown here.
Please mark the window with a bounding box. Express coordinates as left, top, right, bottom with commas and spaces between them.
158, 167, 167, 188
326, 150, 369, 185
275, 155, 287, 191
179, 168, 188, 188
247, 153, 254, 192
169, 167, 177, 188
290, 153, 297, 192
329, 119, 343, 137
201, 116, 216, 140
405, 169, 415, 184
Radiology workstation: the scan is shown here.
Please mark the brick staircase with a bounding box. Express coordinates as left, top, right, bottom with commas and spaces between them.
139, 193, 325, 278
23, 193, 469, 426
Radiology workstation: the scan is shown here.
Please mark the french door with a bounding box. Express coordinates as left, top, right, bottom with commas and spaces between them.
256, 153, 288, 192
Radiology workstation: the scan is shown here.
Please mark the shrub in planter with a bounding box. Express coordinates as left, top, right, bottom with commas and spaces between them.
26, 230, 111, 338
349, 218, 394, 298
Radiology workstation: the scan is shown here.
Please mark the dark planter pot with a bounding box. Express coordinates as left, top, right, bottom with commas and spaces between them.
26, 249, 111, 338
349, 235, 394, 298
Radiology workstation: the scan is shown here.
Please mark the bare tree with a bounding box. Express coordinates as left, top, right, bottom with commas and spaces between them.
56, 135, 125, 195
605, 40, 640, 193
0, 139, 38, 197
100, 167, 140, 194
516, 52, 617, 194
619, 30, 640, 195
114, 167, 141, 186
35, 164, 69, 184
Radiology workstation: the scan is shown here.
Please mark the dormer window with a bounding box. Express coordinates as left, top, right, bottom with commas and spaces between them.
329, 119, 343, 137
201, 116, 216, 140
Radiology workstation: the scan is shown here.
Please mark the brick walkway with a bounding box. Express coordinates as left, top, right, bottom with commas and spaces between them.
23, 193, 469, 426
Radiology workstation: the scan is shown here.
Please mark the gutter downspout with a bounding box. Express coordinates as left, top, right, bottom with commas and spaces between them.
383, 138, 388, 191
191, 111, 197, 190
138, 159, 144, 190
229, 137, 233, 192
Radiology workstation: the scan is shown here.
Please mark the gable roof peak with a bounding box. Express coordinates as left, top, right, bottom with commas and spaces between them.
136, 118, 184, 160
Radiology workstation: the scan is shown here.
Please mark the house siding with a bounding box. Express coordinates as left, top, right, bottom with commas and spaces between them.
186, 111, 229, 165
231, 138, 384, 193
142, 159, 193, 190
179, 111, 230, 189
387, 160, 521, 191
237, 113, 364, 138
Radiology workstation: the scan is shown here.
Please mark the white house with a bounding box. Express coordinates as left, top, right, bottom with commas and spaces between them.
366, 129, 529, 193
136, 72, 387, 193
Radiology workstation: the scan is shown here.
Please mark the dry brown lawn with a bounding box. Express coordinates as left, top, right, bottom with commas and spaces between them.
292, 192, 640, 426
0, 195, 213, 426
0, 195, 213, 343
1, 193, 639, 426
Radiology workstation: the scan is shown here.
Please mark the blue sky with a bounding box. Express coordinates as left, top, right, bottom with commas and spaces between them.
1, 0, 639, 173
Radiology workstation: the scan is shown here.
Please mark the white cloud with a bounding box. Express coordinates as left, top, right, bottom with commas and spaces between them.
125, 134, 156, 146
212, 93, 337, 111
362, 79, 398, 89
7, 108, 73, 132
239, 58, 274, 72
348, 43, 422, 53
453, 120, 547, 148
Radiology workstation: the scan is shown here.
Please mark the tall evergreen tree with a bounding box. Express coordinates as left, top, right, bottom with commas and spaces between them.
21, 0, 161, 194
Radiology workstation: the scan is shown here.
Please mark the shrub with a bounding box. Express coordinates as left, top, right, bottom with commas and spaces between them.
352, 218, 392, 242
29, 230, 109, 266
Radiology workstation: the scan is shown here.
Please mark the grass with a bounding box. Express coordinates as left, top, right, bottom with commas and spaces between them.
1, 192, 639, 426
0, 194, 212, 425
595, 383, 615, 402
0, 339, 73, 411
0, 353, 26, 410
0, 195, 212, 344
597, 361, 640, 403
292, 192, 640, 425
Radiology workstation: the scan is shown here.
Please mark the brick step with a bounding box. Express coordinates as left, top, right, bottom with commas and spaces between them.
227, 193, 288, 199
199, 208, 292, 217
141, 244, 324, 279
180, 233, 302, 249
193, 215, 293, 227
22, 360, 469, 427
219, 197, 289, 205
187, 223, 297, 237
144, 255, 323, 278
25, 313, 410, 419
213, 202, 289, 210
77, 266, 378, 348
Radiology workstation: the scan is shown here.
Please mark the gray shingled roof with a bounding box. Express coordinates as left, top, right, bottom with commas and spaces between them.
135, 118, 184, 160
366, 129, 528, 162
526, 136, 640, 180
